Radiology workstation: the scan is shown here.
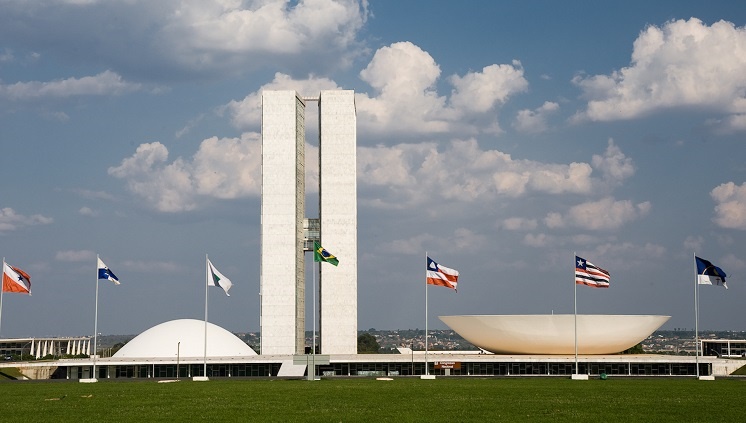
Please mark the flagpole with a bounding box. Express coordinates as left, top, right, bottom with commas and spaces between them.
574, 252, 578, 376
203, 254, 209, 379
313, 258, 317, 358
92, 254, 100, 381
694, 252, 699, 378
425, 251, 429, 376
0, 257, 5, 337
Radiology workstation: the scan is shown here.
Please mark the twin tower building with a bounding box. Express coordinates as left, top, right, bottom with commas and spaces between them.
260, 90, 358, 355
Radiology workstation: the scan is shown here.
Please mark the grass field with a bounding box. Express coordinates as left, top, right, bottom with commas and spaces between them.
1, 377, 744, 422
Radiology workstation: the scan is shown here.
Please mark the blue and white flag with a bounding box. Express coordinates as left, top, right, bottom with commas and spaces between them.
97, 257, 120, 285
695, 256, 727, 289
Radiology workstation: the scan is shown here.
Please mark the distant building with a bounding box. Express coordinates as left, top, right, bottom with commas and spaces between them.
701, 339, 746, 357
0, 337, 90, 359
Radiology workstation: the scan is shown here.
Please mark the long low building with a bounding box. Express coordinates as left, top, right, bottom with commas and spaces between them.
2, 351, 743, 380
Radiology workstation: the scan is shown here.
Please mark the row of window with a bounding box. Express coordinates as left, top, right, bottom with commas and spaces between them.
57, 361, 707, 379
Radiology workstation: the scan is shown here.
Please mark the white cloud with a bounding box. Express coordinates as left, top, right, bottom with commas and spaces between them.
451, 228, 487, 252
0, 207, 53, 233
381, 233, 436, 255
383, 228, 484, 255
356, 42, 528, 135
78, 207, 99, 217
109, 132, 318, 213
224, 42, 528, 137
513, 101, 559, 133
223, 72, 340, 130
591, 139, 635, 184
0, 71, 141, 100
683, 235, 704, 252
163, 0, 368, 57
546, 197, 651, 230
524, 233, 550, 247
572, 18, 746, 131
721, 253, 746, 272
710, 181, 746, 230
358, 138, 597, 209
112, 131, 632, 215
449, 61, 529, 113
109, 134, 263, 212
55, 250, 95, 262
502, 217, 538, 231
0, 1, 369, 80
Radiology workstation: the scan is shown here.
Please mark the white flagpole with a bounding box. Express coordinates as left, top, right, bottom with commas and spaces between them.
93, 254, 100, 381
425, 252, 429, 376
574, 252, 578, 376
203, 254, 209, 379
313, 258, 317, 357
694, 252, 699, 378
0, 257, 5, 337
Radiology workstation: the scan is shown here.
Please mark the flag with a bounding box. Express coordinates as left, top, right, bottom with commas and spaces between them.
314, 241, 339, 266
97, 258, 120, 285
2, 262, 31, 294
695, 256, 727, 289
575, 256, 610, 288
207, 258, 233, 296
426, 257, 459, 292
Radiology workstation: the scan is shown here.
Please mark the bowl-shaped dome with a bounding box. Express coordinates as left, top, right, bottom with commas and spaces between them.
113, 319, 257, 358
439, 314, 670, 355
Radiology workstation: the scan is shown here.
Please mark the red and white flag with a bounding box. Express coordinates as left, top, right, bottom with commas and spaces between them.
3, 262, 31, 294
427, 257, 459, 292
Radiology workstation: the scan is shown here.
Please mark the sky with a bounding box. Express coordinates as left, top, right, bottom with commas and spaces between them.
1, 0, 745, 339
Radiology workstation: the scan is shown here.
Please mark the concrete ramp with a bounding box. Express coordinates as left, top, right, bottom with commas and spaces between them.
277, 361, 306, 377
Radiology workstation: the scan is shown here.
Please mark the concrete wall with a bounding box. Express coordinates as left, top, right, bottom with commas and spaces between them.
319, 90, 358, 354
261, 91, 306, 355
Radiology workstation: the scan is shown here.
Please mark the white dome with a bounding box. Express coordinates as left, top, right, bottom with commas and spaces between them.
113, 319, 257, 358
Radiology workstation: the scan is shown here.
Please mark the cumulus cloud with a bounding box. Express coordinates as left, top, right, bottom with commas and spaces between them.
223, 42, 528, 137
710, 181, 746, 229
0, 207, 53, 233
223, 72, 340, 130
0, 0, 369, 80
591, 139, 635, 184
356, 42, 528, 135
0, 71, 141, 100
513, 101, 559, 133
358, 138, 598, 209
449, 61, 529, 113
109, 134, 263, 212
545, 197, 651, 230
572, 18, 746, 131
502, 217, 538, 231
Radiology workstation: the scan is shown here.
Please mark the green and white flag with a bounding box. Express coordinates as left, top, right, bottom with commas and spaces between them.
207, 258, 233, 296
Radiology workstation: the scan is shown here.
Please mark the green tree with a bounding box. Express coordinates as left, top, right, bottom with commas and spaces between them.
621, 343, 644, 354
357, 333, 380, 354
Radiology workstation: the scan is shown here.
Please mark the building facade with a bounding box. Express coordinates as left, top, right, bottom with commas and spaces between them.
260, 90, 357, 355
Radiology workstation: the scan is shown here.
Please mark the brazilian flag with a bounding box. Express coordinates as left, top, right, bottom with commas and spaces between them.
314, 241, 339, 266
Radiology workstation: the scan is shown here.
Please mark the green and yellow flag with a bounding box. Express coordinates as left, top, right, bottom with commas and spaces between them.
314, 241, 339, 266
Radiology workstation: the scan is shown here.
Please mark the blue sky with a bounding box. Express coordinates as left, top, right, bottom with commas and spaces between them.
1, 0, 745, 338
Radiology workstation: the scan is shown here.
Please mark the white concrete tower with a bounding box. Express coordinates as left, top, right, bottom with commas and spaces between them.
318, 90, 357, 354
260, 91, 306, 355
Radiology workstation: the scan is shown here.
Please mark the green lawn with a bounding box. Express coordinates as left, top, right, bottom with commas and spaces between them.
1, 377, 744, 422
